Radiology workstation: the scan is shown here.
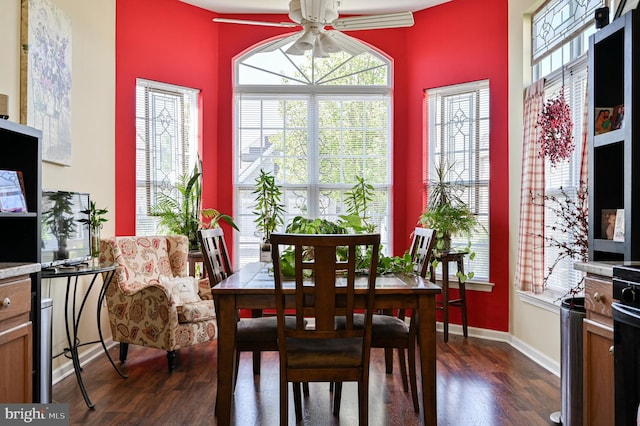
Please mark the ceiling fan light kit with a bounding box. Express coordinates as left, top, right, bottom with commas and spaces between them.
213, 0, 414, 57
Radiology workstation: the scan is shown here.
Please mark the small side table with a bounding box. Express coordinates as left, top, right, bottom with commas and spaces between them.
42, 262, 126, 409
188, 250, 206, 279
431, 251, 468, 342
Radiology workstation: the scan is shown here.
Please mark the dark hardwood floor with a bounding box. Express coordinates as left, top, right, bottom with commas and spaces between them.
53, 333, 560, 425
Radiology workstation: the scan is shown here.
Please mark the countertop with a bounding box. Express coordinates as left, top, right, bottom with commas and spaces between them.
575, 260, 640, 278
0, 262, 41, 280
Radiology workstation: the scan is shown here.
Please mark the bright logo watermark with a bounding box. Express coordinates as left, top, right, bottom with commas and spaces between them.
1, 404, 68, 425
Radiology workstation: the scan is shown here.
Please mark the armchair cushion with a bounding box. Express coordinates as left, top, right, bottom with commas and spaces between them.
177, 300, 217, 323
160, 275, 200, 304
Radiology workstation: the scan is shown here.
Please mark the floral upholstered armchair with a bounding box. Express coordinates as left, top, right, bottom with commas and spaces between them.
99, 235, 217, 372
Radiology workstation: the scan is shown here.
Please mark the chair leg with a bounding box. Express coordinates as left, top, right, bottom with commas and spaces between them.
408, 344, 419, 413
384, 347, 394, 374
252, 351, 261, 374
293, 382, 303, 422
119, 342, 129, 363
280, 376, 288, 426
358, 380, 368, 426
332, 382, 343, 416
167, 350, 176, 373
397, 347, 409, 392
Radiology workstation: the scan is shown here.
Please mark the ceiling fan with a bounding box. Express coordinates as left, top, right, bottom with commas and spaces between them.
212, 0, 414, 57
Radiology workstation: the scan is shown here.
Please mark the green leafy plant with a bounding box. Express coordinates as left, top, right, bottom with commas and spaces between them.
419, 162, 481, 283
78, 201, 108, 230
151, 163, 238, 250
342, 176, 377, 233
79, 201, 109, 258
252, 169, 285, 243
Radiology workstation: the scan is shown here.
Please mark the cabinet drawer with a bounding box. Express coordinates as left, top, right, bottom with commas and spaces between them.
0, 277, 31, 324
584, 275, 614, 323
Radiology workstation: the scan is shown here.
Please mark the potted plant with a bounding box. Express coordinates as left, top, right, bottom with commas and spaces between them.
78, 201, 108, 260
419, 161, 481, 282
252, 169, 285, 261
151, 163, 238, 250
42, 191, 76, 261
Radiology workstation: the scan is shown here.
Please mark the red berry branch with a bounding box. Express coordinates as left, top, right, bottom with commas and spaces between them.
537, 87, 575, 167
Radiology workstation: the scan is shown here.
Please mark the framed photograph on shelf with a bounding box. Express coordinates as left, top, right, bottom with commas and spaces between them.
613, 209, 625, 242
0, 170, 28, 213
602, 209, 618, 240
612, 104, 625, 130
595, 107, 614, 134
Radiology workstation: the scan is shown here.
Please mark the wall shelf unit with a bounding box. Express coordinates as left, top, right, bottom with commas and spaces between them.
0, 119, 42, 402
588, 9, 640, 261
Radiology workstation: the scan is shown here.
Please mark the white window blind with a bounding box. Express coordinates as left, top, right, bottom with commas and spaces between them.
135, 79, 199, 235
426, 80, 490, 281
234, 41, 393, 268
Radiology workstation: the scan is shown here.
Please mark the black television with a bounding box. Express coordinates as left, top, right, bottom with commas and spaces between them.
41, 190, 92, 267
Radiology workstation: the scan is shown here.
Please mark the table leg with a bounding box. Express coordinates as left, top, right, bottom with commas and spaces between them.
215, 294, 238, 425
417, 294, 437, 425
418, 294, 438, 425
65, 276, 95, 409
97, 270, 127, 378
456, 258, 468, 338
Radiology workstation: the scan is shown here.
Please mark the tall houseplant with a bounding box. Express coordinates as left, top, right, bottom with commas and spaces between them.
151, 163, 237, 250
420, 162, 480, 282
252, 169, 285, 260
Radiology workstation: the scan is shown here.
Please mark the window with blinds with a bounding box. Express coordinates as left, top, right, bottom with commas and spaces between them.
426, 80, 490, 281
135, 79, 199, 235
234, 40, 392, 268
541, 57, 588, 295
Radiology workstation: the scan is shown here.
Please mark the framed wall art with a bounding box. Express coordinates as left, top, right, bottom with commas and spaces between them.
20, 0, 73, 166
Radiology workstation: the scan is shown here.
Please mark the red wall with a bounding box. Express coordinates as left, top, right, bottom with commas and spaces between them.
115, 0, 509, 332
115, 0, 219, 233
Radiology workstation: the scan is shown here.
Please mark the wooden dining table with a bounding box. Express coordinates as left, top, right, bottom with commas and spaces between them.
211, 262, 442, 425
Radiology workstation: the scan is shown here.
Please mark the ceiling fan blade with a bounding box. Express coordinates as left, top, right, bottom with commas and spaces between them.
331, 11, 414, 31
256, 33, 301, 53
212, 17, 299, 28
324, 31, 368, 56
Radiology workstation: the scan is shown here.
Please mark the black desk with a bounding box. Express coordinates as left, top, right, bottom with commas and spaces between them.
42, 262, 125, 408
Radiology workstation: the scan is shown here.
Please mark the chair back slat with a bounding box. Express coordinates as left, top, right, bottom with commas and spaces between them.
271, 233, 380, 342
198, 228, 232, 286
410, 227, 436, 279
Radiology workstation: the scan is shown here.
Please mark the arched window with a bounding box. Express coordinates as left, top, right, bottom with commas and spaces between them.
233, 36, 393, 267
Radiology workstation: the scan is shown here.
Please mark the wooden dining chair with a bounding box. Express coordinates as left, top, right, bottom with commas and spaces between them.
199, 228, 290, 381
271, 233, 380, 425
335, 227, 436, 414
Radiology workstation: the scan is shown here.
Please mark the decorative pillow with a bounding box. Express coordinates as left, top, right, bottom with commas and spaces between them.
160, 275, 201, 304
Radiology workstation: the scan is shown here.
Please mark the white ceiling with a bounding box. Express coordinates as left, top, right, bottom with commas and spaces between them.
179, 0, 450, 15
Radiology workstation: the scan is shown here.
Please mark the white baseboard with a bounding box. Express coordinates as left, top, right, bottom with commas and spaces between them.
52, 338, 118, 385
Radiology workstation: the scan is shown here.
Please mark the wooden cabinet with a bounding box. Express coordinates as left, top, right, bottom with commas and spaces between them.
0, 275, 32, 402
583, 274, 615, 426
588, 9, 640, 261
0, 120, 42, 401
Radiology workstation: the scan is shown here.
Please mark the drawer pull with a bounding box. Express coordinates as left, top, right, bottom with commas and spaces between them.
610, 345, 614, 356
0, 297, 10, 309
594, 292, 604, 303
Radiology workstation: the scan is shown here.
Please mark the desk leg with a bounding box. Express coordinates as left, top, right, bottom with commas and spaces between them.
417, 294, 437, 426
215, 294, 237, 425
